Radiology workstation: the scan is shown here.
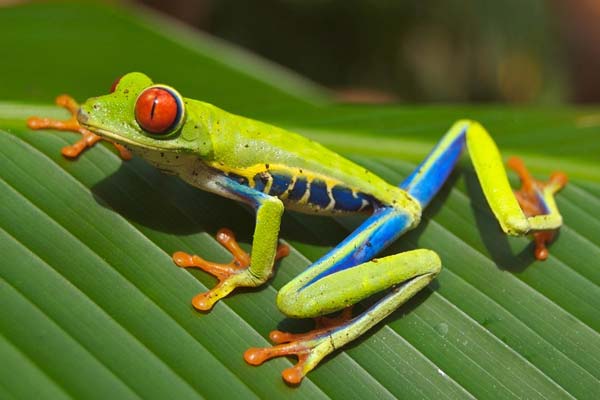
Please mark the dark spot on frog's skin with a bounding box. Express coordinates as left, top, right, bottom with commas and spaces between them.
228, 172, 248, 186
194, 125, 198, 129
175, 155, 179, 159
160, 152, 164, 157
244, 144, 249, 148
265, 164, 270, 169
259, 173, 270, 184
93, 104, 99, 110
366, 241, 372, 247
299, 169, 303, 174
124, 89, 129, 94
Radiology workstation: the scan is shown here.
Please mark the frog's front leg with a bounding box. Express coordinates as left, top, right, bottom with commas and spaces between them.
173, 177, 290, 311
245, 207, 441, 384
27, 95, 131, 159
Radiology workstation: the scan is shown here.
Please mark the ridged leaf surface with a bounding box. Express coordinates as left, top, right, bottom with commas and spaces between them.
0, 3, 598, 399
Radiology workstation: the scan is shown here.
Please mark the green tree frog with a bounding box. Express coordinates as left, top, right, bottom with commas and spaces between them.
27, 72, 567, 384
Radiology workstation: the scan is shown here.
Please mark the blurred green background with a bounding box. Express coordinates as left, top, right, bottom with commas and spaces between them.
141, 0, 600, 104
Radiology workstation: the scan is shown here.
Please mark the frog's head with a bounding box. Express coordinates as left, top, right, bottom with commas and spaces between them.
78, 72, 208, 157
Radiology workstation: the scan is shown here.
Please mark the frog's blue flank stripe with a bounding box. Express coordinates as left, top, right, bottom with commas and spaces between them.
253, 173, 267, 192
331, 186, 361, 211
308, 179, 330, 208
288, 176, 308, 201
269, 173, 292, 196
331, 186, 373, 212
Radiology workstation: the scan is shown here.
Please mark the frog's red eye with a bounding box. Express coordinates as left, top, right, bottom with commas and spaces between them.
135, 86, 184, 135
109, 76, 122, 93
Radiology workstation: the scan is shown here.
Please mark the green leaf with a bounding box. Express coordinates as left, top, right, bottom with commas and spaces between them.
1, 2, 599, 399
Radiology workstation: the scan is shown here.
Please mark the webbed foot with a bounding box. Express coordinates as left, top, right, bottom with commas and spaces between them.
173, 228, 290, 311
244, 308, 353, 385
507, 157, 568, 260
27, 95, 131, 160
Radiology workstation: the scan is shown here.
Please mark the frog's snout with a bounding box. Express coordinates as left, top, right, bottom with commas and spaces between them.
77, 108, 89, 124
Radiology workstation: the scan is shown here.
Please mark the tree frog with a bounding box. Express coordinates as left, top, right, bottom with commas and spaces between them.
27, 72, 567, 384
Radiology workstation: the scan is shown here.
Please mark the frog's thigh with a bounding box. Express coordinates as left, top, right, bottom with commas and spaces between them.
277, 249, 441, 318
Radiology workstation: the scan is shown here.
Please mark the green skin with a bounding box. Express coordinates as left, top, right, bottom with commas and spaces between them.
74, 72, 565, 382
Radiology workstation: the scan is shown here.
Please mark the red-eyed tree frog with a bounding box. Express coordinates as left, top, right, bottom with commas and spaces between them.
27, 72, 567, 385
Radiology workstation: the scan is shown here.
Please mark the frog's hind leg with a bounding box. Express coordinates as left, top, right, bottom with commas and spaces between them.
245, 245, 441, 384
400, 120, 567, 259
27, 95, 131, 159
244, 206, 441, 384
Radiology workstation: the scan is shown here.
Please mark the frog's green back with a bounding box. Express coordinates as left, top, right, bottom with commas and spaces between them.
190, 99, 400, 208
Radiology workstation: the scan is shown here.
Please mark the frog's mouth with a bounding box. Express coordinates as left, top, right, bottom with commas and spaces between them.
76, 108, 120, 141
78, 108, 163, 151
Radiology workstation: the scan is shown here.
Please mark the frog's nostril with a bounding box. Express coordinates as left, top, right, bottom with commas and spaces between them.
77, 108, 89, 124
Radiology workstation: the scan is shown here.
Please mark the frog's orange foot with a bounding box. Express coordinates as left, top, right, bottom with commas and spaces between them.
507, 156, 568, 260
27, 95, 132, 160
245, 308, 353, 384
245, 339, 314, 385
173, 228, 290, 311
